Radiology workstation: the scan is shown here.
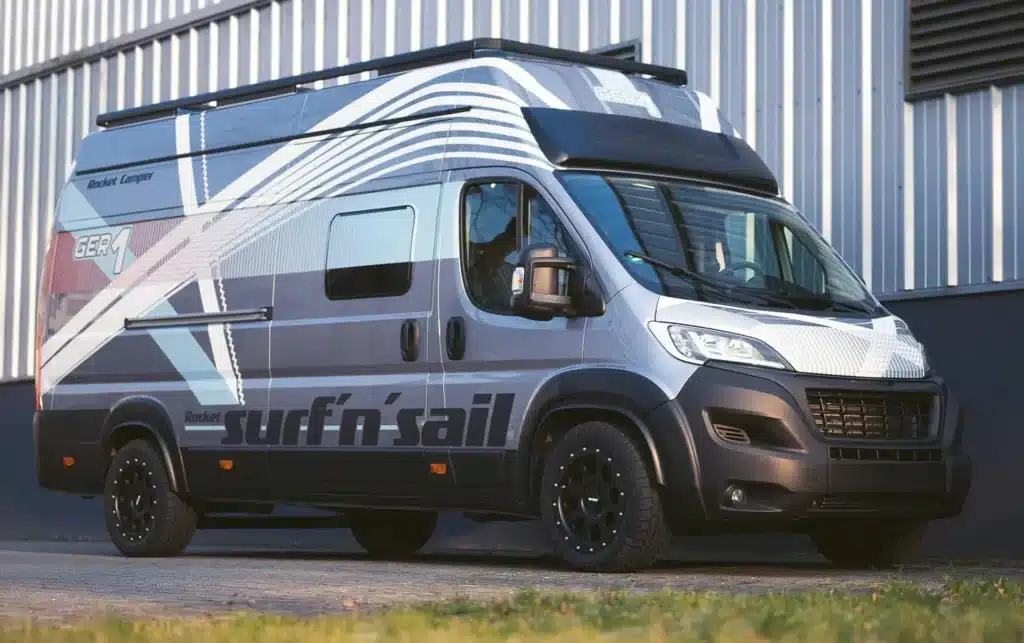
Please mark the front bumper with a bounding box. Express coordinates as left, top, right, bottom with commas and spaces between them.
647, 362, 972, 531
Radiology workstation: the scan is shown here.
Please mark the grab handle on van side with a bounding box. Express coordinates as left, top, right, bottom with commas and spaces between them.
400, 319, 420, 362
446, 316, 466, 361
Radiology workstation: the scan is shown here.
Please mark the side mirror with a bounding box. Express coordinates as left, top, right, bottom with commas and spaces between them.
511, 244, 578, 321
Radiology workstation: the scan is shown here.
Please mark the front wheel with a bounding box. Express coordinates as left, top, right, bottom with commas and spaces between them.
809, 521, 926, 568
539, 421, 671, 572
103, 439, 198, 557
349, 509, 438, 558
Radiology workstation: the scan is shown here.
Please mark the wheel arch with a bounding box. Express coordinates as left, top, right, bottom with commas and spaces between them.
516, 368, 684, 511
101, 396, 187, 494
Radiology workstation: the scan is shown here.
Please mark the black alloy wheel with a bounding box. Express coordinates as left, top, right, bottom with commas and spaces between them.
111, 458, 158, 542
554, 447, 626, 555
539, 421, 670, 572
103, 439, 198, 557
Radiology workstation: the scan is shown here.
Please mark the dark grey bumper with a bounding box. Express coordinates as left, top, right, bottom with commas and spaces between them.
645, 362, 972, 532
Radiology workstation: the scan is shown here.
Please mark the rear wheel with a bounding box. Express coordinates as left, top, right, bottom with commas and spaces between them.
103, 439, 197, 557
810, 521, 926, 568
349, 509, 438, 558
539, 421, 670, 572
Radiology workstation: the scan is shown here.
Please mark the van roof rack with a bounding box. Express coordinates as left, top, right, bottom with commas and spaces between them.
95, 38, 688, 129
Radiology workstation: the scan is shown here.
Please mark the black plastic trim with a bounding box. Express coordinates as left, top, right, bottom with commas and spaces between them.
34, 409, 108, 495
101, 397, 189, 494
124, 307, 273, 330
515, 368, 704, 517
522, 108, 780, 196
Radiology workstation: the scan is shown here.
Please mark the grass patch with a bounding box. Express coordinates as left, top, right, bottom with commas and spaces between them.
3, 578, 1024, 642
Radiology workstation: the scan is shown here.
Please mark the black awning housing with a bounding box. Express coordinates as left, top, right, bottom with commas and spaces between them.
522, 107, 779, 197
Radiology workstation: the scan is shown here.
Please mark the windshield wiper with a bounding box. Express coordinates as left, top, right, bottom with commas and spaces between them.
756, 286, 875, 316
825, 298, 877, 316
623, 251, 775, 307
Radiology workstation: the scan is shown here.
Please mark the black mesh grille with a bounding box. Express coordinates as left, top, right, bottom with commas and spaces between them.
806, 390, 934, 440
829, 447, 942, 462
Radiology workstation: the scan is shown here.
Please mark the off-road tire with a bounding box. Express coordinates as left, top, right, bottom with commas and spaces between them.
539, 420, 671, 572
103, 439, 198, 557
349, 509, 438, 558
810, 521, 926, 568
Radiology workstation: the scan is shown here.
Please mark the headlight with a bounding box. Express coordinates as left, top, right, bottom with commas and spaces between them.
649, 322, 793, 370
896, 322, 931, 374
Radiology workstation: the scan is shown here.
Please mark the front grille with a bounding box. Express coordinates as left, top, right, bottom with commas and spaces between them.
829, 447, 942, 462
807, 389, 934, 440
811, 494, 944, 514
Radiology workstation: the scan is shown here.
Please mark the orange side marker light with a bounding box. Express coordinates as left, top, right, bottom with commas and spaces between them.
62, 456, 75, 468
430, 462, 447, 475
219, 459, 234, 471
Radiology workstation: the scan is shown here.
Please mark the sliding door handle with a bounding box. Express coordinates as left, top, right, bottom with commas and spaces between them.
400, 319, 420, 362
446, 316, 466, 361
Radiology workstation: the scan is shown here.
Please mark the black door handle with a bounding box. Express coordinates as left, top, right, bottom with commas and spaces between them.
446, 316, 466, 361
400, 319, 420, 362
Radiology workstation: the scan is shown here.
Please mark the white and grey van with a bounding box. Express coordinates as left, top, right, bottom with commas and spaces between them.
34, 40, 971, 571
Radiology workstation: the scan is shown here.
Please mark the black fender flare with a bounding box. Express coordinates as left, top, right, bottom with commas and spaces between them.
100, 396, 187, 494
516, 368, 698, 506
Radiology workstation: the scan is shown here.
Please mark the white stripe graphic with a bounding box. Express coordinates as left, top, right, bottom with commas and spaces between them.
202, 80, 545, 215
945, 93, 958, 286
175, 113, 241, 405
903, 102, 915, 290
696, 92, 722, 134
992, 86, 1004, 283
40, 59, 568, 390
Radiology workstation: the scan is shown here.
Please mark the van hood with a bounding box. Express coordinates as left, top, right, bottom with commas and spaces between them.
655, 297, 929, 380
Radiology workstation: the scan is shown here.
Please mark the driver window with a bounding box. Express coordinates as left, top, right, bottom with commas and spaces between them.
462, 181, 576, 315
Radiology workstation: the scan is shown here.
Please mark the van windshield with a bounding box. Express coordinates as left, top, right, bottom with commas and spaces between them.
558, 172, 881, 316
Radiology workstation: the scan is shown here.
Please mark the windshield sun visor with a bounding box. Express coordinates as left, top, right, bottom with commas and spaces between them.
521, 107, 779, 196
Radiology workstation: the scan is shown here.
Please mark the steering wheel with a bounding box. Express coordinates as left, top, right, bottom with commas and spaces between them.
720, 261, 765, 279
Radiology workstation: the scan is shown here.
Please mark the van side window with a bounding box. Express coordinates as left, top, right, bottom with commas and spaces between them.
462, 181, 576, 314
325, 207, 414, 300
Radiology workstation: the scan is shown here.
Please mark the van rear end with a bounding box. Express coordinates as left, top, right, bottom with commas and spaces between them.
33, 194, 108, 497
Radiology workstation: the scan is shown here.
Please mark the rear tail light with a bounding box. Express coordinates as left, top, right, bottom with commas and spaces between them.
35, 228, 57, 411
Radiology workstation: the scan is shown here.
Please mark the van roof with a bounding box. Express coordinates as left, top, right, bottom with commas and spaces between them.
96, 39, 689, 129
70, 39, 778, 200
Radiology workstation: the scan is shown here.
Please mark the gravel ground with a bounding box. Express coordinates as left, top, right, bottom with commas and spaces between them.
2, 541, 1023, 624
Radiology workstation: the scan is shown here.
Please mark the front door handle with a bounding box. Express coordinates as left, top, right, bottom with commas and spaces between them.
400, 319, 420, 362
446, 316, 466, 361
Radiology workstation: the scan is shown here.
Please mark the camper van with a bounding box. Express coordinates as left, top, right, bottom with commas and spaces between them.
34, 40, 971, 571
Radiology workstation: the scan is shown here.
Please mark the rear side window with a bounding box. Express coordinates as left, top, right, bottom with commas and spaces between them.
325, 207, 415, 300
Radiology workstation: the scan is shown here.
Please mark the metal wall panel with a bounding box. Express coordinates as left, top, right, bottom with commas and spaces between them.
0, 0, 229, 76
0, 0, 1023, 381
1005, 85, 1024, 282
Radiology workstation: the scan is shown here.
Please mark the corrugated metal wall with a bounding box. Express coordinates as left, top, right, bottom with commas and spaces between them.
0, 0, 1022, 381
0, 0, 229, 76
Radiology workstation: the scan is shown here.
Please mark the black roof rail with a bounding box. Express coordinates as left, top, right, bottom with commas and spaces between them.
587, 39, 643, 61
95, 38, 688, 129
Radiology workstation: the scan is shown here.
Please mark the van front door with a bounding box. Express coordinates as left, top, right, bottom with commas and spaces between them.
432, 170, 588, 510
